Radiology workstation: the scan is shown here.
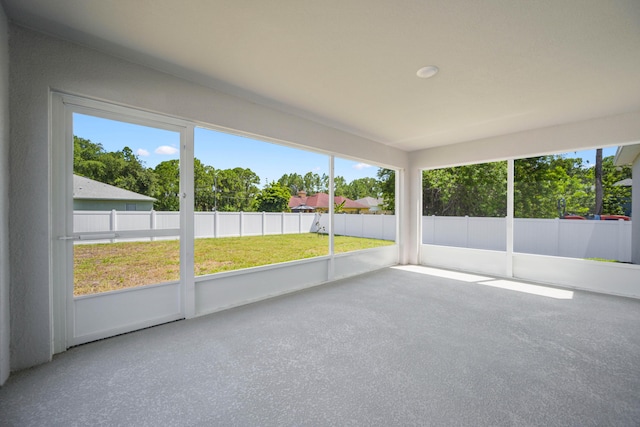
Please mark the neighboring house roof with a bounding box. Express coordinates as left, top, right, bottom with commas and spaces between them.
614, 144, 640, 166
355, 197, 383, 208
613, 178, 632, 187
73, 175, 156, 201
289, 192, 367, 210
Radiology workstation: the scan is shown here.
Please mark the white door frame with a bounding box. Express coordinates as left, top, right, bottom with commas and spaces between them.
51, 92, 195, 352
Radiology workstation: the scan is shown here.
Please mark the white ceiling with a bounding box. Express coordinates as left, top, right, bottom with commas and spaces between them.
4, 0, 640, 152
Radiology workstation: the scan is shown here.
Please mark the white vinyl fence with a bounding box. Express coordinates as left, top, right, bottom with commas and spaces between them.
74, 211, 631, 262
423, 216, 633, 262
73, 210, 397, 243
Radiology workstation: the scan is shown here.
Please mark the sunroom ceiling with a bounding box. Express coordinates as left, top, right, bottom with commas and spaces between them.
4, 0, 640, 151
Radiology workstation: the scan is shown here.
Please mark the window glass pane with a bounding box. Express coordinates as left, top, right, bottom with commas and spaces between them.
72, 113, 180, 295
421, 161, 507, 249
330, 157, 396, 253
193, 127, 330, 277
514, 147, 632, 261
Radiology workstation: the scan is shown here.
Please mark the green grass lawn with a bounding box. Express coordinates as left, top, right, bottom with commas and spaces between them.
74, 233, 394, 295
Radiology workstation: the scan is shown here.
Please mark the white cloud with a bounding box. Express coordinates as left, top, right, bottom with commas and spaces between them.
136, 148, 150, 157
155, 145, 179, 155
353, 163, 372, 170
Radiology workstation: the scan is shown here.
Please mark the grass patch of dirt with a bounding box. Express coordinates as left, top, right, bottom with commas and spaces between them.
74, 233, 393, 295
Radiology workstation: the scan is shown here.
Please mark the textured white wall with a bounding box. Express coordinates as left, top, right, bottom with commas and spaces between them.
0, 4, 9, 386
8, 25, 408, 371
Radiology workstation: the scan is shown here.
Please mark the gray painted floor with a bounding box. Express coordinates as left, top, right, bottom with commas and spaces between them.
1, 266, 639, 426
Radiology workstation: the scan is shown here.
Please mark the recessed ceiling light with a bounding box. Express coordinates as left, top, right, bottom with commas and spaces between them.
416, 66, 439, 79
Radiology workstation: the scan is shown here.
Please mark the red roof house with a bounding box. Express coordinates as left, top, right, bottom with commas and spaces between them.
289, 191, 368, 214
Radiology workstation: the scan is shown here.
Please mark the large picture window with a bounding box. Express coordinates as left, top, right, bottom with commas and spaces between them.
514, 148, 632, 262
193, 127, 331, 276
421, 161, 508, 250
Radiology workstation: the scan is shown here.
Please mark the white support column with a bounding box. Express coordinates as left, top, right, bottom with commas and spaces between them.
402, 166, 420, 265
328, 156, 335, 281
632, 157, 640, 264
180, 125, 195, 319
506, 158, 514, 277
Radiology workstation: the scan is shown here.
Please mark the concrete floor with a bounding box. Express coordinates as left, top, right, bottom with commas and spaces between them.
1, 266, 639, 426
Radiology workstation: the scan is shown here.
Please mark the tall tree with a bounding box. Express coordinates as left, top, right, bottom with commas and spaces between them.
278, 173, 305, 195
253, 182, 291, 212
303, 172, 322, 195
73, 136, 107, 179
601, 156, 632, 215
153, 160, 180, 211
594, 148, 603, 215
514, 155, 592, 218
333, 176, 348, 196
423, 162, 507, 216
377, 168, 395, 214
345, 177, 380, 200
216, 167, 260, 211
194, 159, 216, 212
73, 136, 157, 197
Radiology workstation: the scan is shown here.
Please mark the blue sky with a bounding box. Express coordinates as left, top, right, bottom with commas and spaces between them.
562, 147, 617, 166
73, 113, 381, 185
74, 113, 620, 184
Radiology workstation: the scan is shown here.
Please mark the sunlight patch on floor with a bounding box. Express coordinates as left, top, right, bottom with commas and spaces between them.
392, 265, 574, 300
391, 265, 492, 282
477, 279, 574, 300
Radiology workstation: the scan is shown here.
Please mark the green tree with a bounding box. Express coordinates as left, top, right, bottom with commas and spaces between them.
377, 168, 395, 214
594, 148, 603, 215
423, 161, 507, 216
153, 160, 180, 211
216, 167, 260, 211
254, 182, 291, 212
194, 160, 216, 212
602, 156, 632, 215
73, 136, 107, 179
333, 176, 348, 196
345, 177, 380, 200
73, 136, 157, 197
278, 173, 305, 195
515, 155, 592, 218
111, 147, 157, 196
303, 172, 322, 195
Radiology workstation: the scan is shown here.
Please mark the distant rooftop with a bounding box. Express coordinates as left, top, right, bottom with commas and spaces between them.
73, 175, 156, 201
355, 197, 383, 208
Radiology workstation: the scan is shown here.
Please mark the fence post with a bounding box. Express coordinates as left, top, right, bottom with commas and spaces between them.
110, 209, 117, 243
555, 218, 561, 257
262, 212, 266, 236
239, 211, 244, 237
432, 215, 436, 245
214, 211, 218, 238
281, 212, 285, 234
465, 215, 469, 248
298, 212, 302, 234
150, 210, 156, 241
618, 219, 625, 262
